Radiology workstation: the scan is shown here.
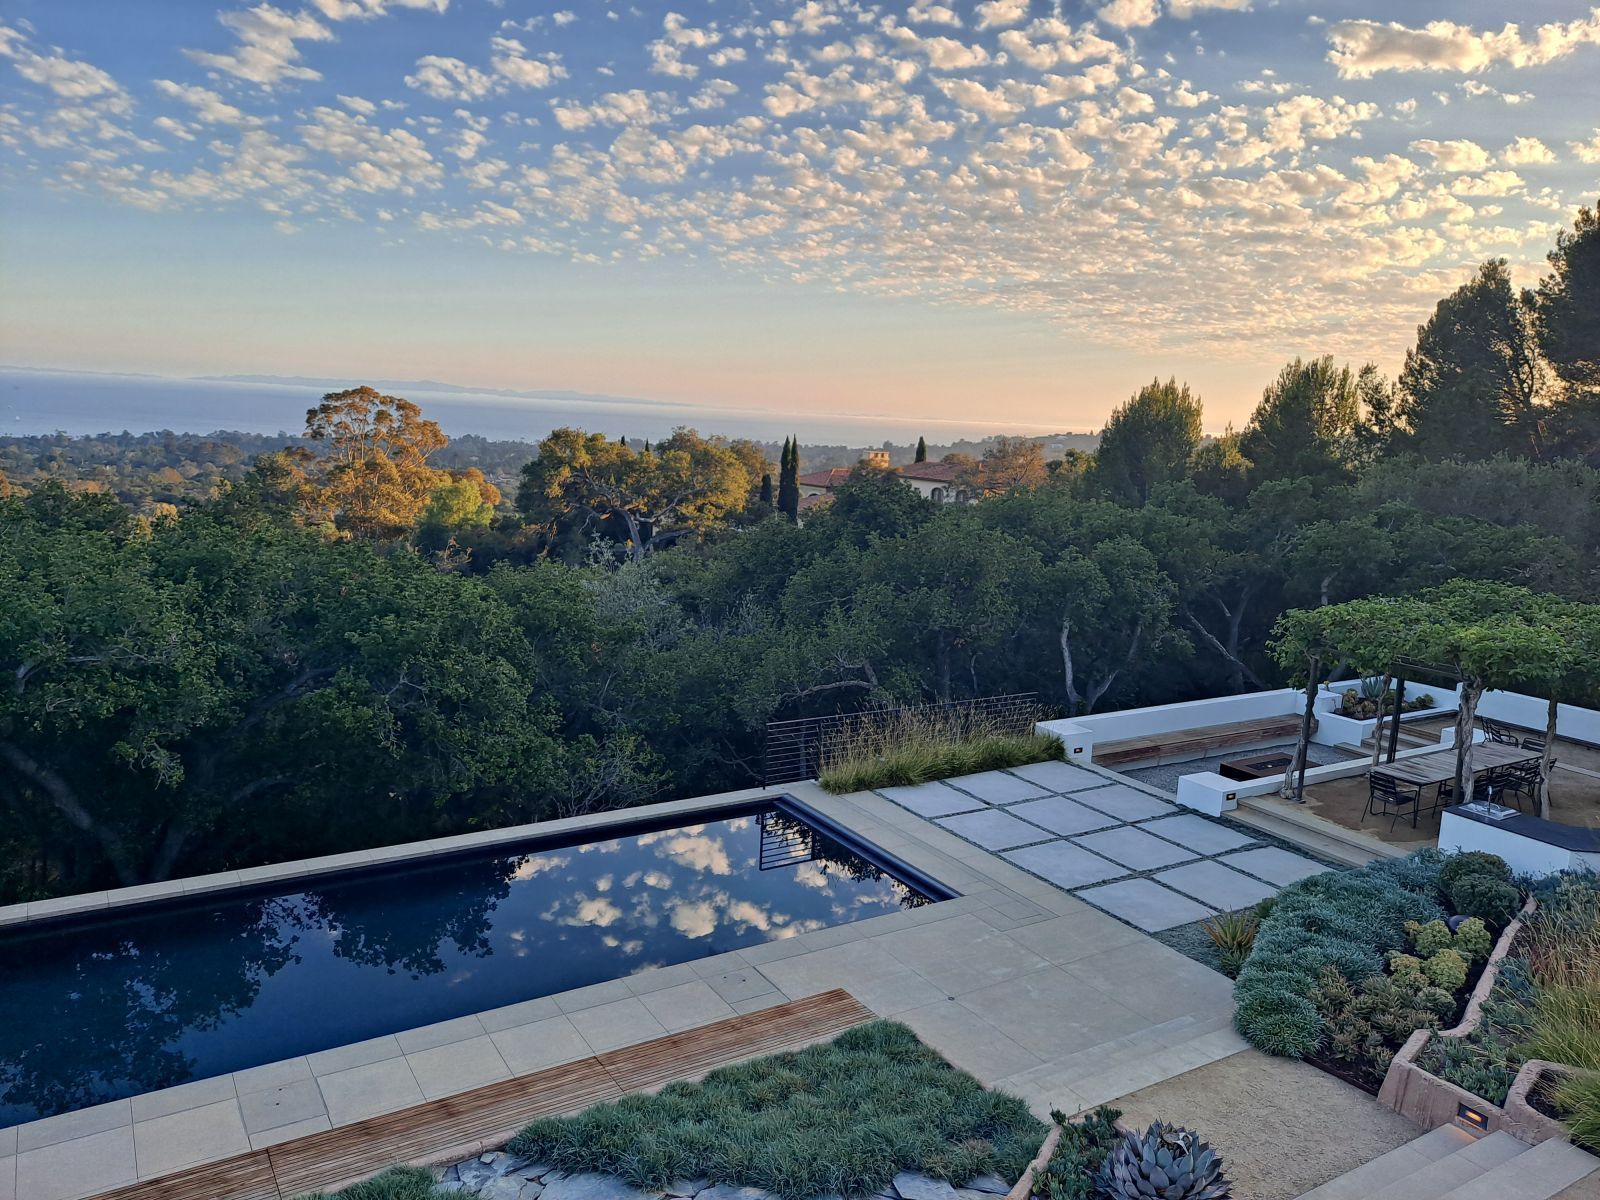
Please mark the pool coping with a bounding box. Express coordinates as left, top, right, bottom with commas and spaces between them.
3, 776, 1250, 1200
0, 785, 787, 928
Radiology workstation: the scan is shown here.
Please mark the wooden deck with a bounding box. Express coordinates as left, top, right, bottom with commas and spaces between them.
1095, 715, 1310, 767
87, 989, 873, 1200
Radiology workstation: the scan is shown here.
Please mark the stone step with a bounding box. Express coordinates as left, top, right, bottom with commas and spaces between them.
1295, 1124, 1479, 1200
1366, 1130, 1527, 1200
1227, 801, 1392, 867
1444, 1137, 1600, 1200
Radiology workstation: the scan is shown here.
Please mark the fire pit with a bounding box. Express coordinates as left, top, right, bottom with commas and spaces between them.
1218, 751, 1297, 781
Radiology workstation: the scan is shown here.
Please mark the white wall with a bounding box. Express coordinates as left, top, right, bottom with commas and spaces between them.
1438, 810, 1589, 878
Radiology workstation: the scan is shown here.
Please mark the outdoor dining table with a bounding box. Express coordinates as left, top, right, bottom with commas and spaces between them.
1370, 740, 1541, 799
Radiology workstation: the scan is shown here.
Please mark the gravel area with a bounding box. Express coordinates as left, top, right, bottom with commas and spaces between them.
1118, 741, 1364, 796
1107, 1049, 1422, 1200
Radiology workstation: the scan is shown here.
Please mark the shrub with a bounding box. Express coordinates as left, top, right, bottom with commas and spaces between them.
1423, 948, 1469, 991
1454, 917, 1493, 963
817, 705, 1062, 794
1202, 910, 1259, 978
1234, 988, 1323, 1058
1451, 876, 1522, 928
1406, 919, 1454, 957
1439, 851, 1512, 896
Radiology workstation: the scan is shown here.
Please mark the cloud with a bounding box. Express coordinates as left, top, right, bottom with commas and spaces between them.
405, 55, 497, 100
1168, 0, 1251, 15
299, 105, 442, 190
183, 4, 333, 86
1097, 0, 1159, 30
906, 0, 962, 26
309, 0, 448, 17
1410, 137, 1489, 172
490, 36, 567, 88
1572, 132, 1600, 164
1327, 10, 1600, 79
154, 80, 254, 125
1502, 136, 1553, 165
975, 0, 1029, 32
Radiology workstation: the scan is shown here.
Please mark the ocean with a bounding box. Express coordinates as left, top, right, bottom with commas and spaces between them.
0, 368, 1058, 445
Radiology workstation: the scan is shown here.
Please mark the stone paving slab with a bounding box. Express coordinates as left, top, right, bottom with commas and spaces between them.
1003, 841, 1126, 889
1139, 813, 1258, 855
1075, 878, 1216, 932
878, 782, 986, 819
1073, 826, 1197, 871
935, 808, 1050, 851
1007, 760, 1107, 792
1006, 796, 1120, 837
942, 770, 1051, 805
1069, 784, 1178, 822
1154, 860, 1279, 911
1217, 846, 1332, 887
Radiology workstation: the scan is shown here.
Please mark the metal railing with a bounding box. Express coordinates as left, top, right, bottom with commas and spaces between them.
762, 692, 1041, 786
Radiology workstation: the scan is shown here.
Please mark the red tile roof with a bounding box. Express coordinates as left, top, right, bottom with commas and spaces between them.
897, 461, 963, 482
797, 468, 853, 488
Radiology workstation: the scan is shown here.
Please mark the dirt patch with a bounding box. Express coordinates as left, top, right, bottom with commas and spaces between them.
1107, 1049, 1422, 1200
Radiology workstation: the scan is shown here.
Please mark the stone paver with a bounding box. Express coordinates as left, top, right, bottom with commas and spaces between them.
315, 1057, 423, 1126
566, 997, 668, 1055
237, 1078, 325, 1136
943, 770, 1050, 805
130, 1100, 249, 1180
488, 1014, 591, 1076
1069, 784, 1177, 822
1073, 826, 1197, 871
1008, 760, 1107, 792
878, 782, 984, 819
1004, 841, 1125, 889
1155, 861, 1279, 911
1218, 846, 1332, 886
1139, 813, 1258, 855
1007, 795, 1119, 836
1075, 878, 1216, 932
935, 808, 1049, 851
894, 1173, 960, 1200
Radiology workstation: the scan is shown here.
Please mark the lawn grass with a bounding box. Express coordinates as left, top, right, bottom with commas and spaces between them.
818, 705, 1061, 794
509, 1020, 1047, 1198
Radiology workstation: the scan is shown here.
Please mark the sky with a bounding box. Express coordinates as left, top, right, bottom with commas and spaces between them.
0, 0, 1597, 433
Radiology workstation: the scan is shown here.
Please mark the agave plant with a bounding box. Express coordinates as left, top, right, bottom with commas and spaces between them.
1096, 1121, 1231, 1199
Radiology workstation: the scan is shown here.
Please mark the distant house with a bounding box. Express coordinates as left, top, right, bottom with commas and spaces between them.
795, 455, 973, 512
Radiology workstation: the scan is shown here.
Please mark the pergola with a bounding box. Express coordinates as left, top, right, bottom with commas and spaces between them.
1270, 581, 1600, 819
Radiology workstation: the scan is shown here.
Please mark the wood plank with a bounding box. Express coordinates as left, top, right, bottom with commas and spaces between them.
268, 1056, 622, 1195
86, 1150, 280, 1200
598, 989, 873, 1093
1096, 716, 1308, 767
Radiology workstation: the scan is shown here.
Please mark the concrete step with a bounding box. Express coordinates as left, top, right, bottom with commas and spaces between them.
1445, 1137, 1600, 1200
1366, 1130, 1527, 1200
1296, 1124, 1479, 1200
1228, 800, 1393, 867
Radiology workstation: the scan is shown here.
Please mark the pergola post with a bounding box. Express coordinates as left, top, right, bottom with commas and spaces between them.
1369, 670, 1392, 768
1283, 655, 1320, 804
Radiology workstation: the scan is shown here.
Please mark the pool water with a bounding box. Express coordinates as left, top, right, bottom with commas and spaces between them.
0, 802, 942, 1126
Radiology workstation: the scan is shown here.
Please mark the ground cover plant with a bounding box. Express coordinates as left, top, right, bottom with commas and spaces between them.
297, 1165, 444, 1200
817, 705, 1062, 794
1029, 1107, 1123, 1200
509, 1021, 1046, 1198
1230, 850, 1528, 1088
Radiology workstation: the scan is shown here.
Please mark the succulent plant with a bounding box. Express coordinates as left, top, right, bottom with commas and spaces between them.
1095, 1121, 1232, 1199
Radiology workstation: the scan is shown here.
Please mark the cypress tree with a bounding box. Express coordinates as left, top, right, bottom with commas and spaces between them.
778, 436, 800, 521
619, 435, 629, 447
914, 436, 927, 463
759, 472, 774, 507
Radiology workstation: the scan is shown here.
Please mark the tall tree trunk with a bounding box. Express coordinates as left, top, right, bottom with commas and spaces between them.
1454, 680, 1483, 808
1540, 694, 1558, 820
1060, 619, 1082, 714
0, 741, 140, 887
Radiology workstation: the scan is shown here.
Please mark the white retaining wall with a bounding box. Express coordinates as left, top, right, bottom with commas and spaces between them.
1438, 810, 1600, 878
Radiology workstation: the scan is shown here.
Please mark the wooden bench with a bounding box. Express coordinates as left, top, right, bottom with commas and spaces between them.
88, 989, 873, 1200
1094, 715, 1312, 767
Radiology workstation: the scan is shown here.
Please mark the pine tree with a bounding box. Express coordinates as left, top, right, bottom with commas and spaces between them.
778, 436, 800, 521
914, 436, 927, 463
759, 472, 774, 507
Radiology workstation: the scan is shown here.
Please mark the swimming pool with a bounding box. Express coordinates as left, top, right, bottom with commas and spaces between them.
0, 798, 948, 1126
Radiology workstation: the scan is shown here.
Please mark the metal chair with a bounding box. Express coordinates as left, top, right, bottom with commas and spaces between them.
1439, 772, 1497, 809
1365, 774, 1427, 831
1521, 733, 1548, 754
1481, 717, 1521, 745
